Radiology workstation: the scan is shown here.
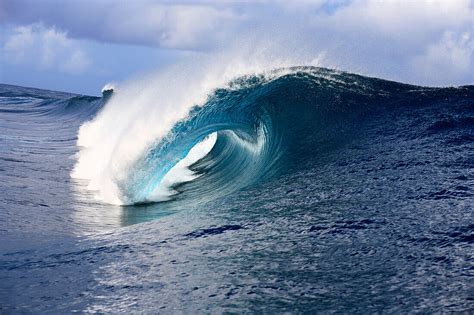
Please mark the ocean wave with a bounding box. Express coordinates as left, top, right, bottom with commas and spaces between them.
70, 67, 474, 205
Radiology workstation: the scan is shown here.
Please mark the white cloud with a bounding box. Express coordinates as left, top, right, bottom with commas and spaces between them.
411, 31, 474, 85
3, 23, 90, 74
1, 0, 474, 85
302, 0, 474, 84
2, 1, 244, 50
98, 4, 240, 49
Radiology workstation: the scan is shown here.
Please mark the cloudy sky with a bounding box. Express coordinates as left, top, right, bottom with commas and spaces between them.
1, 0, 473, 95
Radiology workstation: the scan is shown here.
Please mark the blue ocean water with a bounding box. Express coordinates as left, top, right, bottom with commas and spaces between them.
0, 68, 473, 312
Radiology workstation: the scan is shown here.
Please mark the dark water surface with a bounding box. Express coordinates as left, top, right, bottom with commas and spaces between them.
0, 69, 473, 313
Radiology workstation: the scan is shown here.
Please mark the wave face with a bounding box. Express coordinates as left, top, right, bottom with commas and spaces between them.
72, 67, 474, 205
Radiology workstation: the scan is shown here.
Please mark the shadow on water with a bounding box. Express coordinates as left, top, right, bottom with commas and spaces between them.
70, 178, 179, 231
118, 201, 179, 226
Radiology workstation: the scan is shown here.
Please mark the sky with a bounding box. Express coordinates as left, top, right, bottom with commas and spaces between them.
0, 0, 473, 95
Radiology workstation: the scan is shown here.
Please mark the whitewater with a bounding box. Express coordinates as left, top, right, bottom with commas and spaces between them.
1, 62, 473, 312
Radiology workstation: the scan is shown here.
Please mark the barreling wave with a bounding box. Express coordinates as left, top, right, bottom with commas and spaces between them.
71, 67, 474, 205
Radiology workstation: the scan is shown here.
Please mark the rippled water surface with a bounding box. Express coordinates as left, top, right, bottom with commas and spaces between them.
1, 73, 473, 313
